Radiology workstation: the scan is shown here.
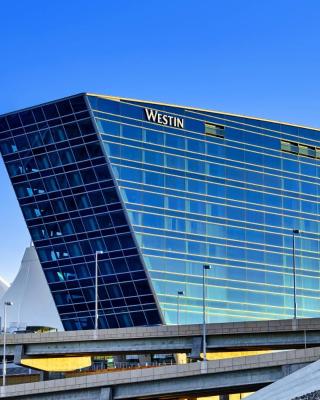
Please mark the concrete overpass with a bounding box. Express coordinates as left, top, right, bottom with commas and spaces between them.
1, 346, 320, 399
2, 318, 320, 359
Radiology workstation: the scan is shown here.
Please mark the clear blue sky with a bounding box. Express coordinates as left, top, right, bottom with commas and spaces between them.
1, 0, 320, 282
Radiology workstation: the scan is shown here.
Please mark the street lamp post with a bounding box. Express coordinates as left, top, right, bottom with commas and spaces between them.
292, 229, 300, 320
95, 251, 103, 331
177, 291, 184, 326
3, 301, 13, 387
202, 264, 211, 362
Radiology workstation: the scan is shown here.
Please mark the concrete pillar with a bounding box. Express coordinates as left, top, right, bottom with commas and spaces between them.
189, 336, 202, 360
99, 387, 112, 400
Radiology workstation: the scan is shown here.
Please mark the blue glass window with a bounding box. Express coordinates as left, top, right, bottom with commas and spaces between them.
73, 145, 89, 162
0, 138, 17, 154
96, 214, 112, 229
144, 150, 164, 166
188, 179, 206, 194
80, 168, 97, 184
7, 161, 23, 177
60, 221, 74, 235
78, 119, 95, 135
43, 104, 59, 119
67, 171, 83, 187
120, 167, 142, 182
105, 236, 121, 251
51, 126, 67, 142
165, 175, 185, 190
48, 152, 62, 167
60, 149, 75, 165
144, 192, 164, 207
82, 216, 99, 231
36, 154, 51, 169
187, 159, 205, 174
56, 174, 69, 189
87, 142, 103, 158
88, 191, 105, 206
104, 143, 120, 157
96, 119, 120, 136
64, 122, 81, 138
145, 171, 164, 186
28, 132, 43, 148
121, 146, 142, 162
166, 134, 185, 150
7, 114, 22, 129
44, 176, 59, 192
102, 188, 118, 204
110, 211, 127, 226
168, 197, 185, 211
187, 138, 205, 153
166, 155, 185, 170
122, 125, 142, 140
75, 193, 91, 209
145, 129, 164, 145
95, 165, 111, 181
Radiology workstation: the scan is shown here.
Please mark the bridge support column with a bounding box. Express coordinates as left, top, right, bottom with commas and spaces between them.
189, 336, 202, 360
99, 387, 112, 400
13, 344, 25, 365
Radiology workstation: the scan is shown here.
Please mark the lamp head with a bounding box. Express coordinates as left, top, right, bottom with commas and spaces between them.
203, 264, 211, 270
177, 291, 184, 296
293, 229, 300, 234
4, 301, 13, 306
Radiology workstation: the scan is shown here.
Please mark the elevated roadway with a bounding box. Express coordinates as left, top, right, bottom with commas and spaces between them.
1, 318, 320, 359
1, 346, 320, 399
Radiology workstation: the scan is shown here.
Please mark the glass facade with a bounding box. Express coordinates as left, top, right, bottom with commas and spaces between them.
1, 93, 320, 329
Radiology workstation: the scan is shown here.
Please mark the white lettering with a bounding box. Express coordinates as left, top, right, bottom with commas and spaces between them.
145, 108, 158, 122
177, 118, 184, 129
144, 108, 184, 129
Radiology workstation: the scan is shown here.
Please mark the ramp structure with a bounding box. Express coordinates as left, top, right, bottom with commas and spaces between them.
1, 347, 320, 399
247, 357, 320, 400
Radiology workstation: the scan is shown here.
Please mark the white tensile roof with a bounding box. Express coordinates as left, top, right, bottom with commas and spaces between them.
0, 276, 9, 298
0, 245, 64, 331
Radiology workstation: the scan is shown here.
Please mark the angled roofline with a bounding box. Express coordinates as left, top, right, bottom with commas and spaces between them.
87, 92, 320, 132
1, 92, 319, 133
0, 92, 87, 118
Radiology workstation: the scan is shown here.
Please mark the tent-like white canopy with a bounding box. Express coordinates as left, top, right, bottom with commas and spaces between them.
0, 245, 63, 331
0, 276, 9, 299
